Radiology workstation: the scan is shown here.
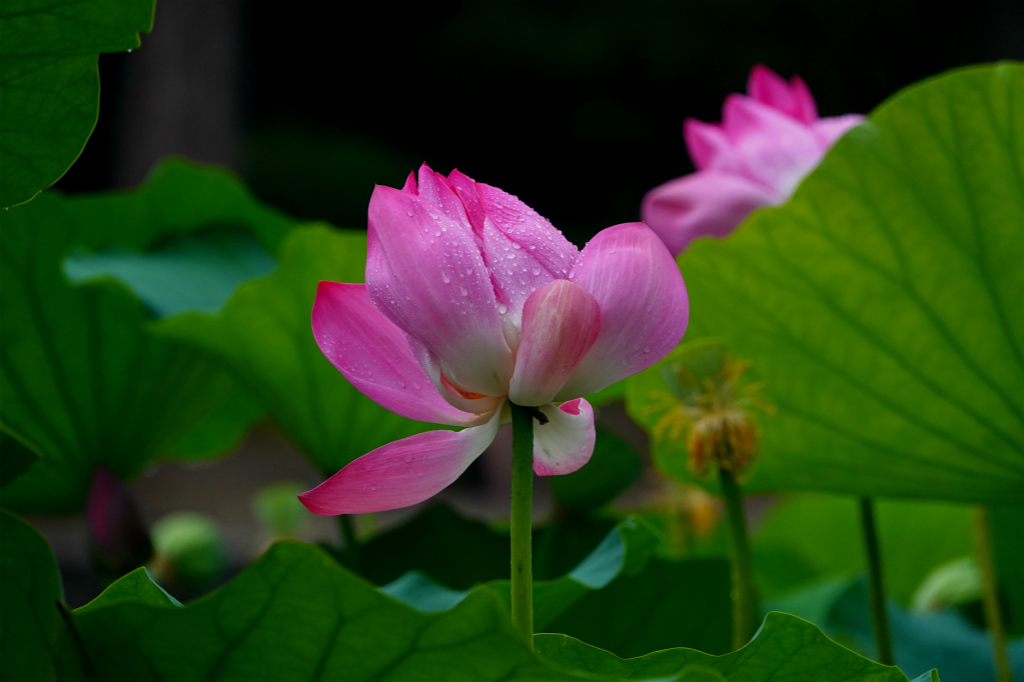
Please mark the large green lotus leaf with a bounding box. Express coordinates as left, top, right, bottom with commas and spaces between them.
153, 226, 435, 474
0, 0, 154, 208
0, 162, 290, 512
0, 510, 84, 682
752, 495, 974, 605
659, 62, 1024, 503
73, 540, 603, 682
536, 611, 930, 682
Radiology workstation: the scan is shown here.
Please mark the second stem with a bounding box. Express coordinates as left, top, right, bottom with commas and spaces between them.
509, 402, 535, 649
718, 466, 758, 650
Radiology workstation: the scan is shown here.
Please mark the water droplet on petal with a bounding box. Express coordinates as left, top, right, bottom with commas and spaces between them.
497, 304, 508, 314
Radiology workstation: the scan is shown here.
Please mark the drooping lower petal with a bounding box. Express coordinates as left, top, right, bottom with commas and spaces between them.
367, 184, 514, 396
298, 408, 502, 515
641, 171, 777, 256
532, 399, 595, 476
508, 280, 600, 406
312, 282, 483, 426
557, 223, 689, 399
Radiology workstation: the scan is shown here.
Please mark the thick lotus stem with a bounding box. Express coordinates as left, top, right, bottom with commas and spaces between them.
718, 466, 757, 650
510, 401, 535, 648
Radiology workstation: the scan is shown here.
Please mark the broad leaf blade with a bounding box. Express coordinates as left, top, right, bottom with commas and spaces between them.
661, 63, 1024, 503
536, 611, 915, 681
74, 541, 597, 682
0, 0, 155, 207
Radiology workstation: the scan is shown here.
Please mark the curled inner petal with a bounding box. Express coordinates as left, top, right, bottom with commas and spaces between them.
508, 279, 600, 407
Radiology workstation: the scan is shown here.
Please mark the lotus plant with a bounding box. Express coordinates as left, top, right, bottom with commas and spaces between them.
642, 64, 864, 256
300, 164, 689, 643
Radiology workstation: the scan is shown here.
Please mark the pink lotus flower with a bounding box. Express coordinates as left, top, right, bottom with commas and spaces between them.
299, 165, 689, 514
642, 65, 865, 256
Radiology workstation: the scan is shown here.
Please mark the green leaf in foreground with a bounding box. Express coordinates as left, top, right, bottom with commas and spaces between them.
535, 611, 927, 682
0, 161, 286, 512
153, 226, 432, 474
0, 510, 84, 682
74, 541, 594, 682
670, 62, 1024, 503
0, 0, 155, 207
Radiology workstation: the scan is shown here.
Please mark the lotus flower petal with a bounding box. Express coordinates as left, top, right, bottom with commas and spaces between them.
508, 279, 600, 406
312, 282, 485, 426
298, 408, 502, 514
747, 64, 818, 124
684, 119, 739, 174
722, 95, 822, 197
642, 171, 778, 255
557, 223, 689, 399
367, 184, 513, 396
533, 399, 595, 476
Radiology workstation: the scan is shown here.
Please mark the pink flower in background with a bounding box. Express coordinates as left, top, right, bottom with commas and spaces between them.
642, 65, 865, 256
300, 165, 688, 515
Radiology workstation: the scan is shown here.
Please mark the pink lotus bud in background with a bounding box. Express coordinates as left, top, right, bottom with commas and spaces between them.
642, 65, 864, 256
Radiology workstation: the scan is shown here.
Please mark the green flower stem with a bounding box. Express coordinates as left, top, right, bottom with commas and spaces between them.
509, 401, 535, 649
338, 514, 360, 572
858, 496, 894, 666
718, 466, 757, 650
976, 506, 1013, 682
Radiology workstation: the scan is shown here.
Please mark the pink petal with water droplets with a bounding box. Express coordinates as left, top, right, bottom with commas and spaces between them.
474, 181, 580, 326
367, 184, 514, 396
415, 164, 472, 226
298, 408, 502, 515
722, 95, 822, 198
557, 223, 689, 399
641, 170, 778, 256
312, 282, 484, 426
532, 399, 595, 476
508, 280, 600, 406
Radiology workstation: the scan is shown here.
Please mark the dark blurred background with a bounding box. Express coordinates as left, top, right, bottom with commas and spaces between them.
57, 0, 1024, 247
